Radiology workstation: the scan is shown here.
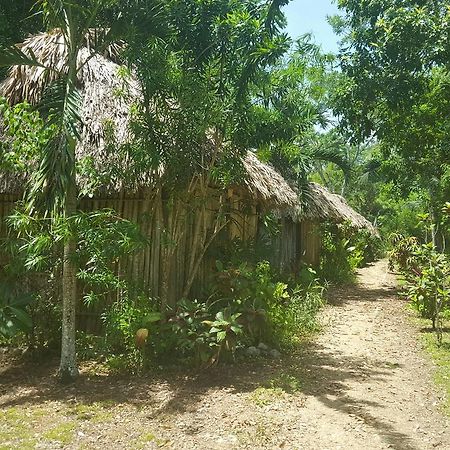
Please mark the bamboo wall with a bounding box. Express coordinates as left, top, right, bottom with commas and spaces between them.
269, 218, 321, 272
0, 189, 261, 332
0, 191, 320, 333
298, 220, 321, 267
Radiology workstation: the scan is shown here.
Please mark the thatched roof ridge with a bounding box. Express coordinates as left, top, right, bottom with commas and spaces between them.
0, 30, 152, 194
293, 182, 378, 234
0, 30, 301, 210
241, 152, 298, 209
0, 29, 123, 105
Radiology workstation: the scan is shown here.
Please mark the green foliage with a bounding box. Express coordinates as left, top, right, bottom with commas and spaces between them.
351, 228, 384, 265
94, 259, 325, 370
333, 0, 450, 236
210, 260, 325, 348
120, 0, 297, 194
319, 222, 358, 284
319, 221, 382, 284
0, 279, 34, 339
391, 236, 450, 337
390, 216, 450, 348
0, 98, 53, 172
248, 37, 349, 188
168, 300, 243, 366
388, 234, 420, 273
3, 208, 149, 350
74, 210, 149, 302
99, 293, 161, 372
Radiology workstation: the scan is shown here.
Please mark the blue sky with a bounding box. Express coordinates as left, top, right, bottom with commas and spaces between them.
283, 0, 340, 53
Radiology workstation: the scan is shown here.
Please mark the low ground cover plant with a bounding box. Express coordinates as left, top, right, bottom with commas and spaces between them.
70, 258, 326, 371
389, 220, 450, 345
319, 221, 383, 284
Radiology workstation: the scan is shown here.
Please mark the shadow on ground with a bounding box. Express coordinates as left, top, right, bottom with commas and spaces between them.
327, 283, 398, 306
0, 267, 419, 449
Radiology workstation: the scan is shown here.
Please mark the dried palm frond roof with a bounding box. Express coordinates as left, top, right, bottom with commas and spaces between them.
240, 153, 377, 234
0, 30, 300, 209
0, 29, 151, 193
292, 182, 378, 234
0, 31, 377, 235
241, 152, 298, 209
1, 29, 123, 105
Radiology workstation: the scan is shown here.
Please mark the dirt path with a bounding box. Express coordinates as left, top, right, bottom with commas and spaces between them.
1, 259, 449, 449
289, 259, 450, 450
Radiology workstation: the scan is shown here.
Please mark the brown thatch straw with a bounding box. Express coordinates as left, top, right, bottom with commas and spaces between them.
242, 152, 298, 209
0, 29, 145, 193
293, 182, 378, 234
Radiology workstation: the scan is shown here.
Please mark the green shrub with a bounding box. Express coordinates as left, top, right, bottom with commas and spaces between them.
210, 260, 325, 348
319, 221, 382, 284
100, 293, 161, 372
319, 222, 357, 284
168, 299, 243, 366
400, 244, 449, 333
390, 231, 450, 345
0, 279, 34, 340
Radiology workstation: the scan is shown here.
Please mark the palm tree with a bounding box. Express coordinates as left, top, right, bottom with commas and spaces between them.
0, 0, 122, 382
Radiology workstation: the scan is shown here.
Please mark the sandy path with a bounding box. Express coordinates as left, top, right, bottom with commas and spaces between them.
288, 259, 450, 450
138, 259, 450, 449
1, 259, 449, 449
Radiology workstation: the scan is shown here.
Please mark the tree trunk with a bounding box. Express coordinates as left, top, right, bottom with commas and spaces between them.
58, 178, 79, 383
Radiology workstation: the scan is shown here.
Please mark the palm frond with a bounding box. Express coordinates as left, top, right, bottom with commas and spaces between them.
0, 45, 46, 68
27, 132, 75, 213
309, 146, 351, 175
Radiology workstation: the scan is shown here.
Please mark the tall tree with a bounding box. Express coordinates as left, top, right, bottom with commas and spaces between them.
124, 0, 292, 307
0, 0, 124, 381
244, 36, 350, 192
332, 0, 450, 242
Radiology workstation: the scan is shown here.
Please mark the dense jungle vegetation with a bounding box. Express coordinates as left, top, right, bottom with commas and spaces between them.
0, 0, 448, 384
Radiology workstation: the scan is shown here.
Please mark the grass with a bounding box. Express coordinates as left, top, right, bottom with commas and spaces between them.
69, 401, 114, 423
43, 421, 77, 445
249, 386, 285, 406
0, 407, 38, 450
132, 431, 167, 449
0, 399, 119, 449
418, 319, 450, 415
268, 372, 302, 393
249, 371, 303, 406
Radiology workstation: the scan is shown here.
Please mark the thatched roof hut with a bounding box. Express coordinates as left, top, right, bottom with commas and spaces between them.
295, 182, 377, 234
241, 154, 377, 235
0, 30, 380, 326
241, 152, 298, 210
0, 30, 303, 214
0, 30, 377, 234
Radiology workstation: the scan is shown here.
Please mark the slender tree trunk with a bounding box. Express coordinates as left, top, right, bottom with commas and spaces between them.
58, 179, 79, 383
57, 30, 80, 382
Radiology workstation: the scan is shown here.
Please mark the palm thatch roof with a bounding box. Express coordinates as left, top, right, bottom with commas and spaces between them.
0, 30, 377, 235
0, 29, 142, 193
0, 30, 300, 210
242, 152, 298, 209
298, 182, 378, 234
240, 154, 377, 234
